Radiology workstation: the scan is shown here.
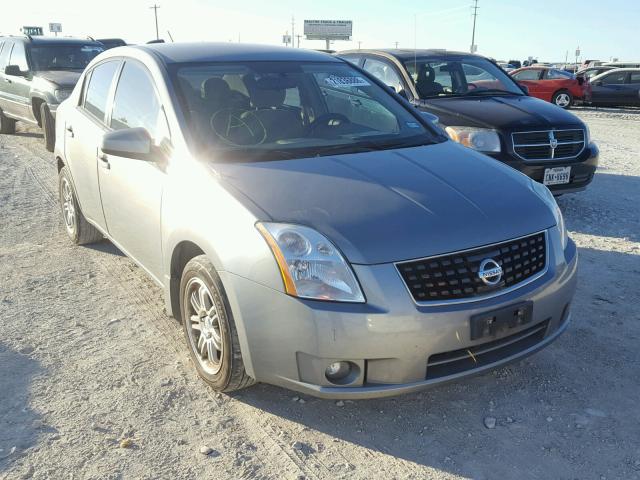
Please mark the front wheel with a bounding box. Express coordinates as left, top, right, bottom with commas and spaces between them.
180, 255, 255, 393
552, 90, 573, 109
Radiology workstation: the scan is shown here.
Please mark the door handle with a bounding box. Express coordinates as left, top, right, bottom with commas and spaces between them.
98, 153, 110, 170
66, 125, 74, 138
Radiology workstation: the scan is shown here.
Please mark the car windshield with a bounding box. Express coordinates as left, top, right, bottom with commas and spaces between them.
29, 44, 104, 71
171, 61, 439, 161
403, 56, 524, 99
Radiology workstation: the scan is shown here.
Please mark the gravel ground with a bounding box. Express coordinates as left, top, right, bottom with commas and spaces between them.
0, 107, 639, 480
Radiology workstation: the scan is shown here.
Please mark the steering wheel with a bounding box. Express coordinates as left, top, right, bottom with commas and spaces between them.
308, 113, 351, 135
209, 108, 267, 146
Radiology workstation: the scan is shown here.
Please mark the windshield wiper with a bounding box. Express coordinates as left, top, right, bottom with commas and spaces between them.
461, 88, 521, 96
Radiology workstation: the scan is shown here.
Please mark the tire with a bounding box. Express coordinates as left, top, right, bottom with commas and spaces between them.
58, 166, 103, 245
40, 103, 55, 152
552, 90, 573, 109
0, 107, 16, 134
180, 255, 255, 393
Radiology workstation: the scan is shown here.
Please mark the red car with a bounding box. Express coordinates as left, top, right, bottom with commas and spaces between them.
510, 67, 590, 109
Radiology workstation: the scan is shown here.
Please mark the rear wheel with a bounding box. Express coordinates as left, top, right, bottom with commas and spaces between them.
180, 255, 254, 393
58, 166, 103, 245
40, 103, 55, 152
0, 107, 16, 134
552, 90, 573, 109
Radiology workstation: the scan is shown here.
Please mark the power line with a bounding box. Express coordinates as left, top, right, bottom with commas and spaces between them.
150, 4, 160, 41
470, 0, 479, 53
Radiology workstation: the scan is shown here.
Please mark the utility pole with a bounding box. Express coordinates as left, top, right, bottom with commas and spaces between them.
470, 0, 479, 53
394, 41, 399, 49
291, 16, 295, 47
296, 34, 302, 48
150, 4, 160, 40
358, 40, 362, 50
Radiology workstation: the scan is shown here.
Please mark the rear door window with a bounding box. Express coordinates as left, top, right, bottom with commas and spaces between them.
628, 72, 640, 84
83, 61, 120, 122
546, 69, 572, 79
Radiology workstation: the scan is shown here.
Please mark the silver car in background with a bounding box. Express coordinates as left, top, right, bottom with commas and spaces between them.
54, 43, 577, 399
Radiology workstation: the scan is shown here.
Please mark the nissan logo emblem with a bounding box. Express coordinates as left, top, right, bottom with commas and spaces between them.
478, 258, 503, 286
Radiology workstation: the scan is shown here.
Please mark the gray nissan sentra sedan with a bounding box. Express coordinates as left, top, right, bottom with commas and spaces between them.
54, 43, 577, 399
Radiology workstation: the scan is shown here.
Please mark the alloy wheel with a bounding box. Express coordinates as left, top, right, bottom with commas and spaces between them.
61, 178, 76, 234
555, 93, 571, 107
184, 277, 224, 375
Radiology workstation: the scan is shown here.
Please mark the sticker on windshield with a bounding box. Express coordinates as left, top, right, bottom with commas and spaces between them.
324, 75, 371, 88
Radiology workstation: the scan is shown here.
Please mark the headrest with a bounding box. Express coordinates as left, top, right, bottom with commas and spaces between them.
242, 75, 289, 109
201, 77, 231, 101
417, 65, 435, 83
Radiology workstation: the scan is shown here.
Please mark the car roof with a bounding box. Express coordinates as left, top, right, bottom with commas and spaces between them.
0, 35, 103, 46
133, 42, 342, 64
590, 68, 640, 80
338, 48, 483, 60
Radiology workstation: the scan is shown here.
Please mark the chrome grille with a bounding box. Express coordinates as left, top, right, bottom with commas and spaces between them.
512, 129, 585, 161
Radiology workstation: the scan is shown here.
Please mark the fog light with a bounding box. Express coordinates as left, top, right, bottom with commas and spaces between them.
325, 361, 351, 381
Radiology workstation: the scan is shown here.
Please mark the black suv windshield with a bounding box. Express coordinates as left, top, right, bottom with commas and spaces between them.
403, 56, 523, 99
29, 44, 104, 71
172, 61, 440, 161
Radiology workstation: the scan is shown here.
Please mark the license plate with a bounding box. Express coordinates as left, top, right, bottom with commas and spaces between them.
470, 302, 533, 341
543, 166, 571, 185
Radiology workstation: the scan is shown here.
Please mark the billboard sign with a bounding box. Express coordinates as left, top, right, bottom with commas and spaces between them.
22, 26, 43, 36
304, 20, 352, 41
49, 23, 62, 33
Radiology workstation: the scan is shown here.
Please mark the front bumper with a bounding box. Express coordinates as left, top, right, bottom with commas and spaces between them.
222, 227, 578, 399
490, 142, 599, 194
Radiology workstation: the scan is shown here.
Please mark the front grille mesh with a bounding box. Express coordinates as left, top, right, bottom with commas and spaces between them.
425, 319, 549, 380
397, 232, 546, 303
512, 129, 585, 160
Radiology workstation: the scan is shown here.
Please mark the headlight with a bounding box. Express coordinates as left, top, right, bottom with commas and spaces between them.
256, 222, 365, 303
531, 181, 568, 249
445, 126, 501, 153
54, 89, 71, 102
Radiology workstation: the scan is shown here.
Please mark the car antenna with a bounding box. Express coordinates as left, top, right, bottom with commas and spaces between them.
413, 13, 417, 84
167, 30, 174, 42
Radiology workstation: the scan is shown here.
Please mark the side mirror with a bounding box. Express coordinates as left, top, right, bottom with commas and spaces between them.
4, 65, 28, 77
593, 80, 602, 86
519, 84, 529, 95
420, 111, 440, 124
101, 128, 153, 160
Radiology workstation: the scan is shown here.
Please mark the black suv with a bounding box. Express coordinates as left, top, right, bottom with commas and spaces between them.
0, 35, 103, 151
338, 49, 599, 194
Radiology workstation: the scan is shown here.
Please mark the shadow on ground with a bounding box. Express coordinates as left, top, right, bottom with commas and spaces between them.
0, 342, 49, 474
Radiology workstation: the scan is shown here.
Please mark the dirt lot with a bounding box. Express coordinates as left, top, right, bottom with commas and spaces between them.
1, 107, 639, 480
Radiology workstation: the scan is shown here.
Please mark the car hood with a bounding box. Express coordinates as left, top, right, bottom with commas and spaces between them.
213, 142, 556, 265
35, 70, 82, 88
421, 95, 584, 130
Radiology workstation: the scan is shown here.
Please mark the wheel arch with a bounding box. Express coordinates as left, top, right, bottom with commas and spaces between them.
169, 240, 206, 322
31, 96, 47, 126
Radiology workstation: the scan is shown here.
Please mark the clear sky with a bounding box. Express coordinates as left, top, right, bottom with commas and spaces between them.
1, 0, 637, 62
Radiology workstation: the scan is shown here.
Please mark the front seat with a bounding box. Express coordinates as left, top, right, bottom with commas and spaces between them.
416, 65, 444, 98
242, 75, 304, 143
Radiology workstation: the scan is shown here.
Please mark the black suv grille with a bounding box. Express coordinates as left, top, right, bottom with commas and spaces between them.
396, 232, 547, 303
512, 129, 585, 160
